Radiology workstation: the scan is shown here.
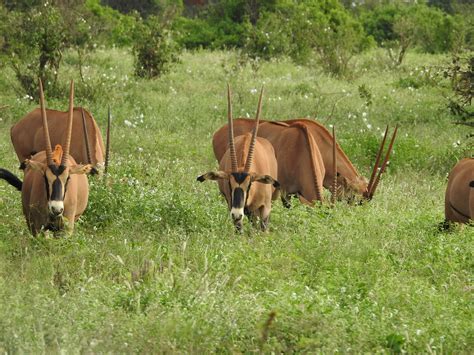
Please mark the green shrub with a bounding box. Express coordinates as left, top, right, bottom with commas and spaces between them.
242, 0, 371, 77
361, 4, 463, 65
173, 17, 217, 49
0, 4, 67, 97
132, 15, 180, 78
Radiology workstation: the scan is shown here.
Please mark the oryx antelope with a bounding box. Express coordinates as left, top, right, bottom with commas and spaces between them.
212, 118, 397, 202
11, 104, 110, 174
0, 80, 92, 236
256, 121, 326, 206
197, 86, 280, 231
444, 158, 474, 224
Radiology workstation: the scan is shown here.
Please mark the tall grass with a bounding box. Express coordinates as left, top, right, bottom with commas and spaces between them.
0, 48, 472, 352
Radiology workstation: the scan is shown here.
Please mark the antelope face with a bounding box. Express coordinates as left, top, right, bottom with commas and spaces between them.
338, 175, 369, 204
229, 172, 252, 227
26, 160, 91, 217
197, 171, 279, 231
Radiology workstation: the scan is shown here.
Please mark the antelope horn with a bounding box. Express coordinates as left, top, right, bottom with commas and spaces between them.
244, 86, 264, 173
227, 84, 238, 172
331, 126, 337, 205
369, 125, 398, 199
39, 79, 53, 166
366, 126, 389, 196
105, 105, 112, 175
61, 80, 74, 166
81, 108, 92, 165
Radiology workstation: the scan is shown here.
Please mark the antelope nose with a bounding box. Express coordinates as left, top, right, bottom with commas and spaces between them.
231, 208, 243, 221
49, 201, 64, 216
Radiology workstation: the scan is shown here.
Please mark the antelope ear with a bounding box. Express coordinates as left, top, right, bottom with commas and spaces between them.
69, 164, 92, 175
251, 174, 279, 187
197, 171, 229, 182
470, 180, 474, 188
25, 160, 46, 172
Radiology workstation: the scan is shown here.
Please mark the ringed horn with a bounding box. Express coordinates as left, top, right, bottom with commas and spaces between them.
226, 85, 264, 173
81, 108, 93, 165
331, 126, 337, 204
104, 105, 111, 174
39, 79, 54, 165
244, 87, 264, 173
60, 80, 75, 167
365, 125, 399, 200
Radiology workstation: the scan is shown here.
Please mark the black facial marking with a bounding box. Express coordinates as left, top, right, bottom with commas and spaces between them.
51, 178, 63, 201
231, 172, 249, 184
470, 180, 474, 188
44, 165, 68, 201
232, 187, 245, 208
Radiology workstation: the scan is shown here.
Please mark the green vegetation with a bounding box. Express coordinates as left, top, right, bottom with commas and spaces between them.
0, 47, 472, 352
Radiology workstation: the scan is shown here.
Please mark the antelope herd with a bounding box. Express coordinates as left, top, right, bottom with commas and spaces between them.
0, 81, 472, 235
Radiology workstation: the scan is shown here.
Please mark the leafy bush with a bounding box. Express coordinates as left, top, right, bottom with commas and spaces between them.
361, 4, 463, 65
0, 4, 67, 97
132, 15, 180, 78
242, 0, 371, 76
173, 17, 217, 49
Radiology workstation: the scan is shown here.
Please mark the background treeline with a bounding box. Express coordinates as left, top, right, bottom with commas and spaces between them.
0, 0, 472, 92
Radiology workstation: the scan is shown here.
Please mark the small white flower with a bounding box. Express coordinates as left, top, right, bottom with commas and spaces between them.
137, 147, 143, 152
362, 112, 367, 118
367, 124, 372, 129
124, 120, 132, 127
250, 88, 257, 94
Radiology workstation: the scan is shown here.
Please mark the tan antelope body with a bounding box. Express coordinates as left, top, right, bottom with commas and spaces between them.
198, 86, 279, 231
444, 158, 474, 224
11, 107, 106, 173
0, 80, 92, 236
213, 118, 397, 201
257, 121, 325, 206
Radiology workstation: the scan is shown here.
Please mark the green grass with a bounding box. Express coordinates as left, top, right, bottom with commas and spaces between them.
0, 48, 472, 352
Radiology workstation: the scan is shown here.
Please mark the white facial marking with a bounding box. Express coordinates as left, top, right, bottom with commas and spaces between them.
48, 200, 64, 216
230, 207, 244, 221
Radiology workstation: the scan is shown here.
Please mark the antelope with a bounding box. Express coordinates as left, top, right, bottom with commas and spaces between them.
212, 118, 397, 202
256, 120, 327, 206
0, 80, 92, 236
11, 104, 110, 174
444, 158, 474, 224
197, 86, 280, 231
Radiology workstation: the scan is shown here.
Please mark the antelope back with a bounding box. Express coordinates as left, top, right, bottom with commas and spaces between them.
11, 107, 105, 168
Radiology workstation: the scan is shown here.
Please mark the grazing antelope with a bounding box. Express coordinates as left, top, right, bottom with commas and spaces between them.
11, 105, 110, 174
256, 121, 326, 206
212, 118, 397, 202
444, 158, 474, 224
197, 86, 279, 231
0, 80, 92, 236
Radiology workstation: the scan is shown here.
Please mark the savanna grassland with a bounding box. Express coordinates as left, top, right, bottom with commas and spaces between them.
0, 48, 472, 352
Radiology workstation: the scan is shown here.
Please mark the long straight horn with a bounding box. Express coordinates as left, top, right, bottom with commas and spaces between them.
227, 84, 238, 172
244, 86, 264, 173
81, 108, 92, 165
61, 80, 74, 166
367, 126, 389, 196
331, 126, 337, 205
105, 105, 112, 175
369, 125, 398, 199
39, 79, 53, 165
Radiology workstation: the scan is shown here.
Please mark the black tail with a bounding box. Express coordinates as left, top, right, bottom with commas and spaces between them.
0, 168, 22, 191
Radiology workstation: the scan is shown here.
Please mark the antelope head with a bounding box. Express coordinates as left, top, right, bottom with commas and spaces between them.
197, 85, 279, 229
25, 79, 92, 217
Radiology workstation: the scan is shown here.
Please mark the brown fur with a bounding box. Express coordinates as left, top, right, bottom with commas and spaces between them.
445, 158, 474, 224
212, 118, 367, 200
11, 107, 105, 171
257, 122, 325, 205
20, 151, 91, 236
